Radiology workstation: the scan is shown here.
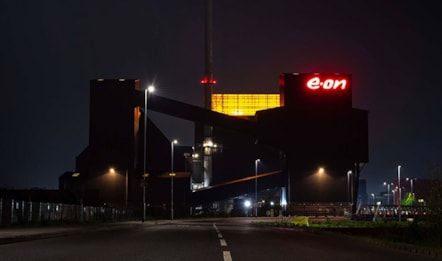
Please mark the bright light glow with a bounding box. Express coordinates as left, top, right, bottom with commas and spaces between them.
244, 200, 251, 208
72, 172, 80, 177
203, 139, 213, 147
172, 139, 178, 144
212, 94, 281, 116
109, 168, 116, 174
306, 77, 347, 90
318, 167, 325, 174
281, 200, 287, 206
169, 172, 176, 177
270, 201, 274, 206
192, 153, 199, 159
232, 110, 244, 116
147, 85, 155, 93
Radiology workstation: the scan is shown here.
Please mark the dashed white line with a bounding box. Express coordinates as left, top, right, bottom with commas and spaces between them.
220, 239, 227, 246
214, 223, 233, 260
223, 251, 232, 261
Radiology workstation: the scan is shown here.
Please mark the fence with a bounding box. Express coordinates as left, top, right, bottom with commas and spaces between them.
0, 198, 133, 226
291, 202, 352, 217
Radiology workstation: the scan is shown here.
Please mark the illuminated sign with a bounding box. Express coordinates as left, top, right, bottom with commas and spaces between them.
279, 73, 352, 110
306, 77, 348, 90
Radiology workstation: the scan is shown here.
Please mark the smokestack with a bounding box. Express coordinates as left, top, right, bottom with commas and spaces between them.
202, 0, 215, 110
197, 0, 215, 188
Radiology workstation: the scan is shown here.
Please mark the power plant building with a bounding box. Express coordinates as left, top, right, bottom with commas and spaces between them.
61, 73, 368, 217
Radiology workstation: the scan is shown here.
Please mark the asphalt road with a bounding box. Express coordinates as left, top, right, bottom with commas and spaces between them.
0, 218, 439, 261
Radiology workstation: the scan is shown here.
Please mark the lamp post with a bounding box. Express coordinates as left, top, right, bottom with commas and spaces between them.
125, 169, 128, 208
347, 170, 352, 204
406, 178, 414, 194
109, 167, 127, 207
317, 167, 325, 201
170, 139, 178, 220
371, 193, 375, 205
255, 159, 260, 217
392, 188, 396, 207
143, 85, 154, 222
383, 182, 392, 205
397, 165, 402, 221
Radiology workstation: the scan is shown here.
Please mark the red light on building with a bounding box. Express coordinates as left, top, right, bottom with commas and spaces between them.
279, 73, 352, 110
306, 77, 348, 90
201, 76, 217, 85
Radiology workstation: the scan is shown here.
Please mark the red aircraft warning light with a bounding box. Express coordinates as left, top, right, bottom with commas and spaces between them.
201, 76, 217, 85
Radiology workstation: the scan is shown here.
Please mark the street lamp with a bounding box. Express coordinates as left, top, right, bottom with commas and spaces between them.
170, 139, 178, 220
255, 159, 260, 217
347, 170, 352, 204
143, 85, 154, 222
392, 188, 396, 207
406, 177, 414, 194
109, 167, 127, 207
371, 193, 375, 205
316, 167, 326, 201
398, 165, 402, 221
383, 182, 392, 205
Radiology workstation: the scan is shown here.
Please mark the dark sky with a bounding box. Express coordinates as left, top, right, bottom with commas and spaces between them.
1, 0, 441, 195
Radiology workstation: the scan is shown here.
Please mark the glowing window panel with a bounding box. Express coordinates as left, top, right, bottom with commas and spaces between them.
212, 94, 281, 116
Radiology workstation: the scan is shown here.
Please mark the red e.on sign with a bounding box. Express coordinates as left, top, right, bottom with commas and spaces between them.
306, 76, 348, 90
279, 73, 352, 110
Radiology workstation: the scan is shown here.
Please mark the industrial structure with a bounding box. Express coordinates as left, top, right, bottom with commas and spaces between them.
59, 0, 368, 218
59, 71, 368, 218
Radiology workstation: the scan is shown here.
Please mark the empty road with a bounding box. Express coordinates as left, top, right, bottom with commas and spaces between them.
0, 218, 438, 261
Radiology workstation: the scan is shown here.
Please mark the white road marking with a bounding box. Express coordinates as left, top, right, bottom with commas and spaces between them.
223, 251, 232, 261
220, 239, 227, 246
214, 223, 233, 260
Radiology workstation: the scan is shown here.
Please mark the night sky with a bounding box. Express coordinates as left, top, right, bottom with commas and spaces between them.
1, 1, 441, 196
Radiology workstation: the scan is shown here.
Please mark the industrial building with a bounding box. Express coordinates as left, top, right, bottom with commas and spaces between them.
60, 72, 368, 218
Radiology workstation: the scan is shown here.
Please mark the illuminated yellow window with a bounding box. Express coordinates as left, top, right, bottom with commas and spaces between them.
212, 94, 281, 116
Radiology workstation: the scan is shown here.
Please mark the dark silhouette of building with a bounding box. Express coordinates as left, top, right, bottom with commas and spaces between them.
60, 79, 191, 218
61, 73, 369, 217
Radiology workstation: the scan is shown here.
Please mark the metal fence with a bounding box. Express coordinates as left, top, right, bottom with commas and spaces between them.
291, 202, 352, 217
0, 198, 133, 226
